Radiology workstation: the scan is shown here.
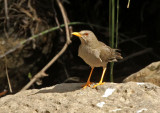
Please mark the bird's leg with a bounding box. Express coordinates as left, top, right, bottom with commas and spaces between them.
82, 67, 94, 89
93, 67, 106, 88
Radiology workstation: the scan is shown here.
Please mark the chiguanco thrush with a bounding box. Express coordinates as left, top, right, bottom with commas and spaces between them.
72, 30, 123, 88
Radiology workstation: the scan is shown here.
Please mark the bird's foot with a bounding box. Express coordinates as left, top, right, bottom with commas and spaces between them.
82, 81, 92, 89
92, 82, 105, 88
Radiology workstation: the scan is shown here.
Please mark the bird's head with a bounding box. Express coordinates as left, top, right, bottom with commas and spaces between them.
72, 30, 98, 44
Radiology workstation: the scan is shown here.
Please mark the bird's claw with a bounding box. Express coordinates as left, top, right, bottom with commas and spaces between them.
82, 81, 92, 89
92, 82, 105, 88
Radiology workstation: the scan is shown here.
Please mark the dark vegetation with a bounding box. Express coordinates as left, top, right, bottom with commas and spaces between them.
0, 0, 160, 95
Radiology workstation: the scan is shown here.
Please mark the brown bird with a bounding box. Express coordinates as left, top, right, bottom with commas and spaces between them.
72, 30, 123, 88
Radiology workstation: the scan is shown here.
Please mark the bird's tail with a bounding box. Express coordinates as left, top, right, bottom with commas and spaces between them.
114, 49, 123, 60
108, 49, 123, 62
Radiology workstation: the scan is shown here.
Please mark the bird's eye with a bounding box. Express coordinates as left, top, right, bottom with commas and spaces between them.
83, 33, 88, 36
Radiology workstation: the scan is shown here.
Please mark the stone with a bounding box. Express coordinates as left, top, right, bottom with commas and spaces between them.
123, 61, 160, 87
0, 82, 160, 113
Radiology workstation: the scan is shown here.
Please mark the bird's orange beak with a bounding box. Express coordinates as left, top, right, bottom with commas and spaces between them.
72, 32, 82, 38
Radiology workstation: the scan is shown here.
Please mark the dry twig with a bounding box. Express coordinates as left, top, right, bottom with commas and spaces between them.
21, 0, 71, 91
4, 0, 9, 28
4, 0, 9, 38
56, 0, 71, 44
5, 58, 12, 93
52, 0, 63, 32
0, 90, 8, 97
0, 44, 12, 93
127, 0, 131, 8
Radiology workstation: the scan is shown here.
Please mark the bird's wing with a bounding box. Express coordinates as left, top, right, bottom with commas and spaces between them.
97, 42, 119, 62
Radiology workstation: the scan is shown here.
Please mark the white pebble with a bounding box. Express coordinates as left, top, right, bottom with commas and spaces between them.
137, 82, 145, 85
102, 88, 116, 98
96, 102, 105, 108
110, 109, 122, 112
137, 108, 147, 113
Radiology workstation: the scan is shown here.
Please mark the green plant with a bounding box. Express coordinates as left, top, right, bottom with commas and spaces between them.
109, 0, 119, 82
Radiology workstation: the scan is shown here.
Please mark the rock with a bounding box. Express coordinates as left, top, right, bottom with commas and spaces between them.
0, 82, 160, 113
123, 61, 160, 87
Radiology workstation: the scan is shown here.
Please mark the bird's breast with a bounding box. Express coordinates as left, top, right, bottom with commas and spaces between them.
78, 45, 107, 67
